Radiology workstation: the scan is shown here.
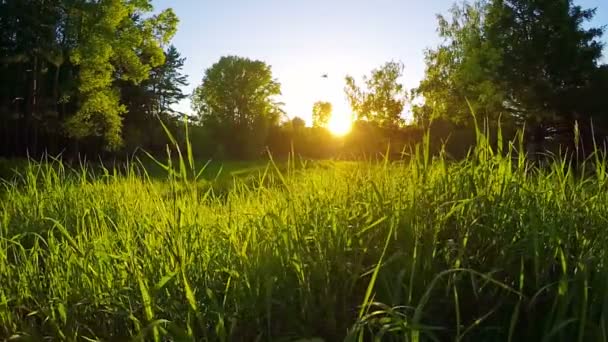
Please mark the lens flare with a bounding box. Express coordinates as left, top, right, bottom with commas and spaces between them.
327, 112, 352, 136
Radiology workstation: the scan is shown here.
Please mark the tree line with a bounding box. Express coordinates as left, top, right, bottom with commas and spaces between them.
0, 0, 184, 158
1, 0, 606, 161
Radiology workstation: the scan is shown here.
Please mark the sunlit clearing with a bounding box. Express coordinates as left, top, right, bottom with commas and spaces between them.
328, 112, 352, 136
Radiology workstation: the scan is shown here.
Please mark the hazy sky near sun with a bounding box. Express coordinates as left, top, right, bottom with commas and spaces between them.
152, 0, 608, 124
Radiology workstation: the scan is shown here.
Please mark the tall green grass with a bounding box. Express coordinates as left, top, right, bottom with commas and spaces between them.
2, 126, 608, 341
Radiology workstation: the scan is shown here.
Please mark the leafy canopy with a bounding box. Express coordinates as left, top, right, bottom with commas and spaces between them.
345, 61, 408, 128
149, 45, 189, 115
312, 101, 332, 128
191, 55, 283, 158
414, 0, 605, 128
65, 0, 178, 149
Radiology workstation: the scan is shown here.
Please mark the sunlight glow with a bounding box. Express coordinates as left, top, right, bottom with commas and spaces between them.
327, 112, 352, 136
326, 97, 353, 135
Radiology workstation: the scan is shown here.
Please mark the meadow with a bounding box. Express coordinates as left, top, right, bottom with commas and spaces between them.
2, 130, 608, 341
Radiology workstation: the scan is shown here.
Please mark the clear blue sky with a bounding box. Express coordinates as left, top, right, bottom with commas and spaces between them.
153, 0, 608, 124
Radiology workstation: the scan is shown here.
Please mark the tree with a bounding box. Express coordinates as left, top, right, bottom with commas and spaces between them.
191, 56, 283, 158
121, 45, 189, 151
0, 0, 179, 155
65, 2, 178, 150
149, 45, 189, 116
312, 101, 332, 128
415, 0, 605, 136
486, 0, 605, 147
344, 61, 408, 127
121, 45, 188, 118
0, 0, 67, 156
290, 116, 307, 131
414, 2, 506, 126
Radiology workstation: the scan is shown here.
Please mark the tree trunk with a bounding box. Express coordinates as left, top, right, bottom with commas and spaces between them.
51, 64, 61, 155
32, 56, 39, 156
24, 55, 38, 156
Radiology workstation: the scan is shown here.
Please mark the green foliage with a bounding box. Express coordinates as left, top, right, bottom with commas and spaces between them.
312, 101, 332, 128
414, 1, 506, 125
345, 61, 408, 128
0, 0, 179, 154
3, 128, 608, 340
290, 116, 307, 131
266, 117, 340, 159
153, 45, 189, 115
120, 45, 189, 153
485, 0, 604, 121
191, 56, 284, 158
66, 2, 178, 149
415, 0, 606, 131
343, 120, 424, 158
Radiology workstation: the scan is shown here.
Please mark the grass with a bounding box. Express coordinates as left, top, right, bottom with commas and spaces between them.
2, 128, 608, 341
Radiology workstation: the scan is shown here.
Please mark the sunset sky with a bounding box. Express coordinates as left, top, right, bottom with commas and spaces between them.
153, 0, 608, 125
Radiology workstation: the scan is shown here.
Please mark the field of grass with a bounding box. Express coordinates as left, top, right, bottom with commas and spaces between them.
2, 132, 608, 341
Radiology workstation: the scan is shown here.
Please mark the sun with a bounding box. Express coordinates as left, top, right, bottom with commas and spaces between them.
327, 112, 352, 136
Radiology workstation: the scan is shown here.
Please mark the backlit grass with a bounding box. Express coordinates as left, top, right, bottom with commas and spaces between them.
2, 129, 608, 341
